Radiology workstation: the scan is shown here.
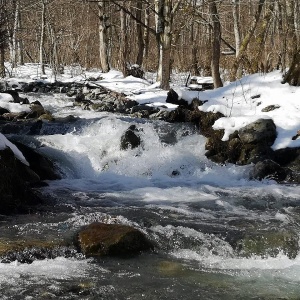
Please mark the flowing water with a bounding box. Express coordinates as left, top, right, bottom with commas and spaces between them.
1, 93, 300, 299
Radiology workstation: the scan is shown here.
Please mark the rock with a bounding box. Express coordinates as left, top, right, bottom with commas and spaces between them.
273, 147, 300, 173
131, 105, 159, 115
11, 140, 61, 180
250, 159, 289, 182
77, 222, 153, 257
120, 125, 141, 150
166, 89, 188, 106
38, 112, 55, 121
28, 119, 43, 135
0, 122, 24, 134
198, 111, 225, 137
0, 107, 10, 115
238, 118, 277, 145
188, 98, 207, 110
0, 239, 78, 264
251, 94, 261, 99
0, 147, 41, 214
261, 105, 280, 112
292, 130, 300, 140
205, 118, 278, 165
74, 91, 85, 103
29, 101, 45, 118
2, 112, 26, 121
126, 64, 144, 79
55, 115, 78, 123
2, 90, 22, 103
234, 230, 299, 259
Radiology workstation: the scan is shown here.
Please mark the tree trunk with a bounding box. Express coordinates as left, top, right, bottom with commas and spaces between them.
135, 0, 144, 66
143, 6, 150, 60
0, 0, 6, 77
282, 49, 300, 86
230, 0, 265, 81
209, 0, 223, 88
39, 0, 46, 76
0, 46, 5, 78
232, 0, 241, 57
120, 7, 128, 77
17, 1, 24, 66
98, 1, 110, 73
156, 0, 176, 90
10, 0, 19, 68
191, 23, 200, 76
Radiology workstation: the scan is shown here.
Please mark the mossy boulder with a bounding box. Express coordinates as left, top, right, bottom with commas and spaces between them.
77, 222, 154, 257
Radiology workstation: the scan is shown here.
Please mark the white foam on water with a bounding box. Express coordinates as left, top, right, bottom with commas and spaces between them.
0, 257, 104, 283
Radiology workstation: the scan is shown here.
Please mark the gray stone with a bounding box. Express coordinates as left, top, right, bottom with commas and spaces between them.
238, 118, 277, 145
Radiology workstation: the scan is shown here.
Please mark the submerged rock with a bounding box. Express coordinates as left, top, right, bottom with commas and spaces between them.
0, 238, 79, 264
250, 159, 290, 182
77, 222, 153, 257
234, 230, 299, 259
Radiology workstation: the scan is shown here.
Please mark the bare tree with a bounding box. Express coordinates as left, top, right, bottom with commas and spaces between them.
119, 3, 129, 76
0, 0, 8, 77
155, 0, 182, 90
39, 0, 46, 75
98, 1, 110, 72
209, 0, 223, 88
230, 0, 266, 81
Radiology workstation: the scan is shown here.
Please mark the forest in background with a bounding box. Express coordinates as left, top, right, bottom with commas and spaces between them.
0, 0, 300, 89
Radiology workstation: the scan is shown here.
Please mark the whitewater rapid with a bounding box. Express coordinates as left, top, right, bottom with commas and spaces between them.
1, 92, 300, 299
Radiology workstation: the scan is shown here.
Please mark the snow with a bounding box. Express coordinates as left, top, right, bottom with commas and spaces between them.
1, 64, 300, 152
95, 70, 300, 150
0, 93, 30, 113
196, 71, 300, 150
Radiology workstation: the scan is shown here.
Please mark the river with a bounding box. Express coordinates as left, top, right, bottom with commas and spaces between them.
1, 92, 300, 299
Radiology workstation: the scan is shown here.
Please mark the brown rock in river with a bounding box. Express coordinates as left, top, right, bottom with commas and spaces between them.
77, 222, 153, 257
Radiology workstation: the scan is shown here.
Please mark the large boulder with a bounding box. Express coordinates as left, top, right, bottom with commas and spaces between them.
273, 147, 300, 173
238, 118, 277, 145
0, 147, 41, 214
77, 222, 153, 257
11, 140, 61, 181
205, 118, 277, 165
